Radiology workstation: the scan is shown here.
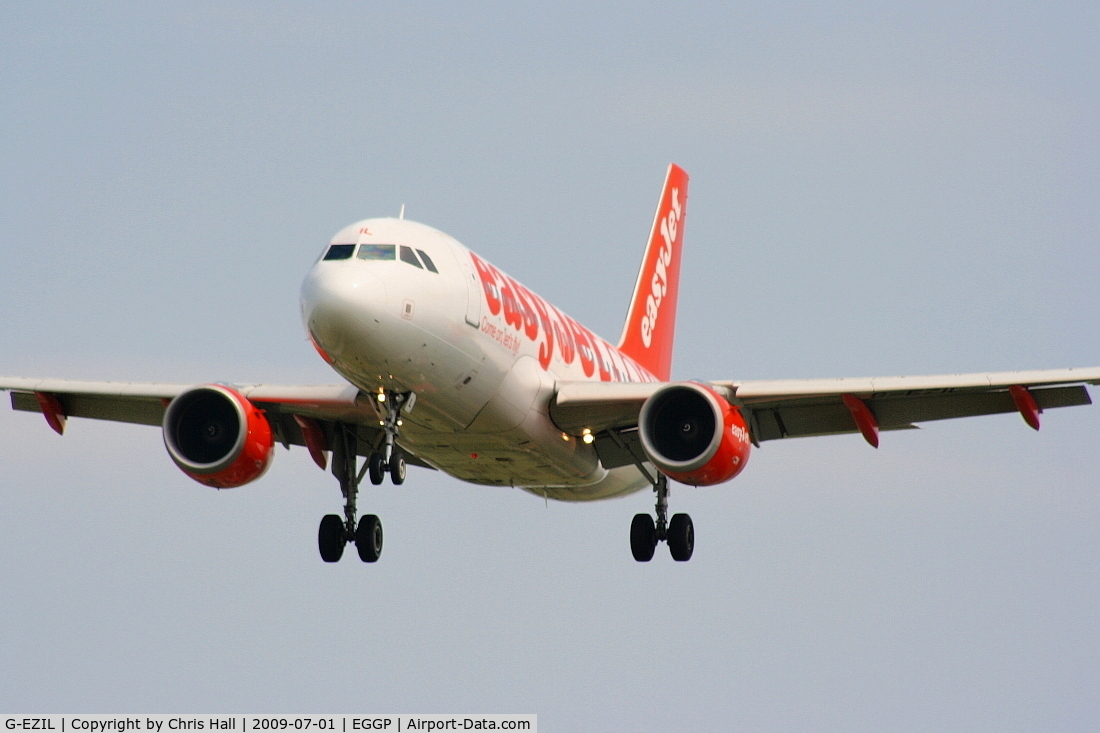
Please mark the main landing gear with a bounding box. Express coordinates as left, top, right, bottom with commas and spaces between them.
317, 391, 411, 563
630, 474, 694, 562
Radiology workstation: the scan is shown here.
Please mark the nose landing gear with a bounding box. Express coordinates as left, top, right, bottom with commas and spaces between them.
369, 390, 410, 486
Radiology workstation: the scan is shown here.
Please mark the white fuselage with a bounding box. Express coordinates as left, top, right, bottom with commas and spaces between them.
299, 218, 655, 501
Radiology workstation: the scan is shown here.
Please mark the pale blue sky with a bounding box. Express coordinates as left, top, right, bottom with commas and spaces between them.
2, 2, 1098, 729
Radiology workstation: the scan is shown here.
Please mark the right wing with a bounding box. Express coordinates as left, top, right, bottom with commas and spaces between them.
0, 377, 434, 468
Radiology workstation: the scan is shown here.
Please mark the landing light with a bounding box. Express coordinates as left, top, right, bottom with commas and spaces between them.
582, 428, 594, 444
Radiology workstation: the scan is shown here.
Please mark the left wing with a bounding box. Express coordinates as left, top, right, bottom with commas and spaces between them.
0, 377, 434, 468
551, 367, 1100, 466
723, 368, 1100, 444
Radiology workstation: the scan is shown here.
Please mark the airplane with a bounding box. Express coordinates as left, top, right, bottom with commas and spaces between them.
3, 164, 1099, 563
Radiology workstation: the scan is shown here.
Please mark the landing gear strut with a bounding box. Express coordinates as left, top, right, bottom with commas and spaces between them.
370, 390, 409, 485
316, 392, 413, 563
630, 474, 694, 562
318, 422, 382, 563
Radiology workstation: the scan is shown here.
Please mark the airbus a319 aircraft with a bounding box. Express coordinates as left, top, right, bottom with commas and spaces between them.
4, 165, 1099, 563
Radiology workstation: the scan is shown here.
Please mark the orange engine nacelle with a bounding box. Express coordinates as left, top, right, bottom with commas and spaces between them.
638, 382, 751, 486
162, 385, 275, 489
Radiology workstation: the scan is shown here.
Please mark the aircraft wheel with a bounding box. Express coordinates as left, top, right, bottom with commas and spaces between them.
318, 514, 346, 563
355, 514, 383, 562
668, 513, 694, 561
389, 451, 406, 485
630, 513, 657, 562
368, 453, 386, 485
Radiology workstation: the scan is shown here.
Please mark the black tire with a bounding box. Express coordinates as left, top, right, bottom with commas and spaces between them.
368, 453, 385, 485
389, 451, 406, 485
630, 513, 657, 562
318, 514, 345, 563
355, 514, 383, 562
668, 513, 694, 561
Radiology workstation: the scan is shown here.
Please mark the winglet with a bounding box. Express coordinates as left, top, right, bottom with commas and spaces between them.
617, 164, 689, 382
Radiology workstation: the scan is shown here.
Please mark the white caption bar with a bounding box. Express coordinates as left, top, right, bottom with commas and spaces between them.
2, 717, 536, 733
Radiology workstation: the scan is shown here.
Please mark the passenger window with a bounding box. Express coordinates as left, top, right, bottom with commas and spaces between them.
323, 244, 356, 260
357, 244, 397, 260
399, 245, 423, 269
416, 249, 439, 273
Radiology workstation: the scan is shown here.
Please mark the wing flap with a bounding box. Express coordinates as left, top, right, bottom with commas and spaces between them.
11, 390, 167, 426
592, 428, 648, 470
549, 380, 664, 434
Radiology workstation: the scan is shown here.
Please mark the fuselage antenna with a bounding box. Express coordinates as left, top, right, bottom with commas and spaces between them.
398, 204, 405, 220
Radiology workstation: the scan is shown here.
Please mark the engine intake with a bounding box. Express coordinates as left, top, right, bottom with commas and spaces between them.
638, 382, 751, 486
163, 385, 275, 488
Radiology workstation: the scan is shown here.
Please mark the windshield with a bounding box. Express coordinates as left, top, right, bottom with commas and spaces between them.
323, 244, 356, 260
357, 244, 397, 260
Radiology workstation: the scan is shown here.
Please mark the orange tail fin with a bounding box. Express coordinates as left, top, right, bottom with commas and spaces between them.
617, 164, 689, 382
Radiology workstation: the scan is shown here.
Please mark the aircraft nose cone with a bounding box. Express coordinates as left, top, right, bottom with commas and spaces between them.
300, 264, 387, 359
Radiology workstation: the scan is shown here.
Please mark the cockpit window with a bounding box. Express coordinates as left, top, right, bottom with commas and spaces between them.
323, 244, 356, 260
399, 245, 423, 269
416, 249, 439, 273
357, 244, 397, 260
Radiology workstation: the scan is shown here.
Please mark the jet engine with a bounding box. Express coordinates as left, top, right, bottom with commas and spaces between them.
638, 382, 751, 486
163, 385, 275, 488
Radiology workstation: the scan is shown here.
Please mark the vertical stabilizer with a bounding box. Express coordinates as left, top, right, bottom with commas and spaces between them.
617, 164, 689, 382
